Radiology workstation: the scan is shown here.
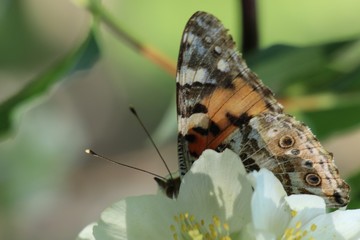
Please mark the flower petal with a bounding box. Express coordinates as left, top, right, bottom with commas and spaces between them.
285, 194, 326, 228
305, 209, 360, 239
240, 223, 277, 240
93, 195, 177, 239
285, 194, 326, 213
249, 169, 290, 236
77, 223, 97, 240
177, 149, 252, 232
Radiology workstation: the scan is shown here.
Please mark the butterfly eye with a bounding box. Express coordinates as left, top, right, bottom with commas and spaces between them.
279, 135, 295, 148
305, 173, 321, 186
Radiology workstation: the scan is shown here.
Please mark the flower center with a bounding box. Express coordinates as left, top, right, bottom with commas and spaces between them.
282, 210, 318, 240
170, 212, 231, 240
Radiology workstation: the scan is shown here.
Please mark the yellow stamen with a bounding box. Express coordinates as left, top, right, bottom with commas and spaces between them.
170, 213, 231, 240
284, 228, 294, 238
213, 216, 221, 227
282, 218, 319, 240
223, 223, 229, 231
181, 223, 187, 232
188, 229, 202, 239
310, 224, 317, 231
170, 224, 176, 232
291, 210, 298, 217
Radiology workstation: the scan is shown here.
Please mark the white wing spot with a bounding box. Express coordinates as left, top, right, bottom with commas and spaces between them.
205, 36, 212, 44
182, 68, 196, 85
217, 59, 230, 72
178, 114, 209, 135
186, 33, 195, 44
182, 32, 188, 43
179, 68, 211, 85
194, 68, 209, 83
214, 46, 222, 55
266, 128, 279, 138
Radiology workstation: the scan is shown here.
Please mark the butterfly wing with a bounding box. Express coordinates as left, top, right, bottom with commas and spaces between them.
175, 12, 349, 207
176, 11, 283, 176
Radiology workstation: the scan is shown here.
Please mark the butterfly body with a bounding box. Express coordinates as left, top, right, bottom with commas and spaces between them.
163, 11, 350, 208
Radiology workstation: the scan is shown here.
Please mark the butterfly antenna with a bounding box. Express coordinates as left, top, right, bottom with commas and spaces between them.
129, 106, 174, 180
85, 149, 167, 181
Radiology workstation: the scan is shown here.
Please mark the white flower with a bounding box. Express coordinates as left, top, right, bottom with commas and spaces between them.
80, 149, 253, 239
78, 149, 360, 240
242, 169, 360, 240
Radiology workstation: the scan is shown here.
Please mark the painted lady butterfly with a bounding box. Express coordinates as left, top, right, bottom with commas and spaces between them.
156, 11, 350, 208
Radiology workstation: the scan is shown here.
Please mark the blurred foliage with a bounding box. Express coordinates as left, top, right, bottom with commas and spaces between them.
0, 31, 99, 139
248, 40, 360, 139
348, 172, 360, 209
0, 1, 54, 69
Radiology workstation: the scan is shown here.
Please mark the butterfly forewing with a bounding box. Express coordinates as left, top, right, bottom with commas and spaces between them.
176, 11, 282, 175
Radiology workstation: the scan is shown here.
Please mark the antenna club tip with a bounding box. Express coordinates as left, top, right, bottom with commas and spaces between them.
85, 149, 94, 154
129, 106, 137, 115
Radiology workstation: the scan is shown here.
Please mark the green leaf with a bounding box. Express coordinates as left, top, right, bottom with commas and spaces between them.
303, 104, 360, 139
346, 171, 360, 209
247, 39, 360, 95
0, 31, 100, 139
246, 38, 360, 139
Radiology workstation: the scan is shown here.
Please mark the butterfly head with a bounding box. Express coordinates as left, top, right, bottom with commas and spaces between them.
154, 176, 181, 199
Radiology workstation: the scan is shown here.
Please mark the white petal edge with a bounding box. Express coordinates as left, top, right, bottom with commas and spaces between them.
248, 169, 290, 236
77, 223, 97, 240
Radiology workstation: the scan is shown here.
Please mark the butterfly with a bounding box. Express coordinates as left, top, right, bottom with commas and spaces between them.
156, 11, 350, 208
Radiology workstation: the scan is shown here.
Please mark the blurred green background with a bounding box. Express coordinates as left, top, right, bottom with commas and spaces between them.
1, 0, 360, 239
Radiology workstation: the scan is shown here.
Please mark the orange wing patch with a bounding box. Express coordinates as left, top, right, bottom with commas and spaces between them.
186, 77, 272, 156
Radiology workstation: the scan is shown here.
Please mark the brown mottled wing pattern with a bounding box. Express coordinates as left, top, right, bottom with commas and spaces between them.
175, 11, 350, 208
176, 11, 282, 176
